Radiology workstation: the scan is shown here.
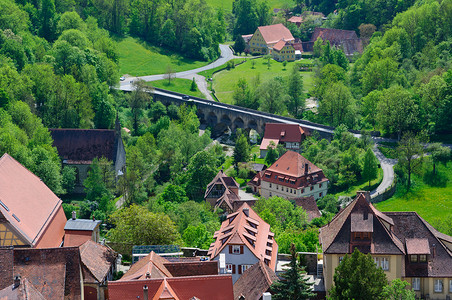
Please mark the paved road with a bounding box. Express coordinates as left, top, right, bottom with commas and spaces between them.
119, 44, 233, 91
370, 143, 397, 198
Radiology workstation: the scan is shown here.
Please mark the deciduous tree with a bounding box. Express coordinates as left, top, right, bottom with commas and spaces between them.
362, 148, 378, 187
397, 131, 425, 189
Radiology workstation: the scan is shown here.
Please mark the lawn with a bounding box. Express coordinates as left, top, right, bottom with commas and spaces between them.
205, 0, 294, 11
116, 37, 209, 76
331, 168, 384, 198
212, 57, 315, 104
377, 145, 397, 159
375, 161, 452, 228
148, 78, 205, 98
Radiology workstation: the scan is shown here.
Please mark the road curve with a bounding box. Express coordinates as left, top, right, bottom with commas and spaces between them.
370, 144, 397, 198
119, 44, 233, 90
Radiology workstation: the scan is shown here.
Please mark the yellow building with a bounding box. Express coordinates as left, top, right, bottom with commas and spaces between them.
320, 191, 452, 299
272, 40, 296, 62
249, 23, 294, 55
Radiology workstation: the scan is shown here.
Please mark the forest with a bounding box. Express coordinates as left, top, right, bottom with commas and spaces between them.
0, 0, 451, 256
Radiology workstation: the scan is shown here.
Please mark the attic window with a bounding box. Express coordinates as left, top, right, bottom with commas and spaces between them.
0, 200, 9, 211
280, 130, 285, 137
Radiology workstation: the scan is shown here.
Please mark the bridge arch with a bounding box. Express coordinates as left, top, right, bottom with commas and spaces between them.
197, 109, 206, 124
220, 114, 232, 127
247, 119, 258, 132
207, 112, 218, 127
233, 117, 244, 131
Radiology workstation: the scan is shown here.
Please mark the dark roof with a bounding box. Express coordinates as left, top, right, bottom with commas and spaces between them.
233, 261, 278, 300
0, 247, 83, 300
205, 170, 241, 212
65, 219, 102, 231
163, 261, 218, 277
251, 163, 267, 173
50, 129, 118, 164
0, 247, 13, 290
310, 28, 363, 55
294, 196, 322, 221
80, 240, 117, 283
0, 277, 47, 300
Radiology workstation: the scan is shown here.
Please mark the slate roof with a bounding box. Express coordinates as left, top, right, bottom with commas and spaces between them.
80, 240, 117, 284
0, 153, 67, 248
108, 275, 234, 300
65, 218, 102, 231
258, 24, 294, 44
294, 196, 322, 221
233, 260, 279, 300
208, 204, 279, 271
319, 192, 404, 255
0, 247, 83, 300
0, 277, 47, 300
260, 123, 307, 151
50, 129, 118, 164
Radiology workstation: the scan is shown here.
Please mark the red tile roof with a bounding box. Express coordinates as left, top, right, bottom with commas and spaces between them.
0, 153, 66, 248
258, 24, 294, 44
163, 261, 218, 277
233, 261, 278, 300
108, 275, 234, 300
272, 40, 293, 52
310, 28, 363, 55
64, 230, 93, 247
119, 251, 172, 281
208, 204, 278, 271
80, 240, 117, 283
288, 16, 303, 23
260, 123, 307, 150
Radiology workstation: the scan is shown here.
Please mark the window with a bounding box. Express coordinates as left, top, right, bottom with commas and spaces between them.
410, 255, 418, 263
301, 188, 304, 194
412, 278, 420, 291
269, 183, 272, 188
381, 257, 389, 271
241, 264, 252, 273
310, 186, 314, 191
339, 256, 344, 264
419, 254, 427, 262
449, 280, 452, 292
319, 192, 322, 197
232, 245, 241, 254
276, 185, 278, 190
374, 257, 379, 267
319, 183, 322, 188
434, 279, 443, 293
226, 264, 233, 273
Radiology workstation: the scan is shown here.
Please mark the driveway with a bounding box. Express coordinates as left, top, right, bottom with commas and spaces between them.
119, 44, 233, 96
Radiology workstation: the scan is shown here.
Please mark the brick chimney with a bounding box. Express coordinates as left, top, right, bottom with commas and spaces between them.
143, 285, 148, 300
13, 275, 21, 289
304, 163, 309, 175
72, 211, 76, 220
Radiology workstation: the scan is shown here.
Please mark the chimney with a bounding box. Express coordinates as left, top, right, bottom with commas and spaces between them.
304, 163, 309, 175
262, 292, 272, 300
13, 275, 21, 289
143, 285, 148, 300
243, 207, 249, 217
145, 272, 151, 279
72, 211, 76, 220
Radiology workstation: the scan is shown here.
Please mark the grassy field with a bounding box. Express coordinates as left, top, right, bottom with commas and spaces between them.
331, 168, 384, 198
213, 58, 315, 104
116, 37, 209, 76
375, 161, 452, 227
205, 0, 294, 11
148, 78, 205, 98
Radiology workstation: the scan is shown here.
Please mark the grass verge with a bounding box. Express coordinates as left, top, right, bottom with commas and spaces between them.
116, 37, 209, 76
378, 145, 398, 159
148, 78, 205, 98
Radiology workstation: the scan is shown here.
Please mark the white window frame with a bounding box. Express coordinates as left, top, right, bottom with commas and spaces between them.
226, 264, 233, 273
381, 257, 389, 271
449, 279, 452, 293
339, 256, 344, 264
412, 278, 420, 291
241, 264, 252, 273
232, 245, 241, 254
373, 257, 379, 267
434, 279, 443, 293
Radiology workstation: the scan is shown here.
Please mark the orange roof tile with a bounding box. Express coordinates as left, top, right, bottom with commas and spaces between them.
64, 230, 93, 247
209, 204, 278, 271
0, 153, 66, 248
272, 40, 294, 52
80, 240, 117, 283
120, 252, 172, 281
258, 24, 294, 44
266, 150, 322, 177
288, 16, 303, 23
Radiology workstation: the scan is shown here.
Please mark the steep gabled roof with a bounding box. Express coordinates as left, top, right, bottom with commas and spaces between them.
294, 196, 322, 221
258, 24, 294, 44
266, 151, 321, 178
204, 170, 239, 198
208, 204, 278, 271
233, 260, 278, 300
262, 123, 306, 144
310, 27, 358, 43
0, 153, 66, 248
50, 128, 118, 164
119, 251, 172, 281
80, 240, 117, 284
319, 192, 405, 255
272, 40, 293, 51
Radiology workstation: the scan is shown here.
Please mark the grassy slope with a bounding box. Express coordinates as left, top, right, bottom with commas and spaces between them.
205, 0, 294, 11
213, 58, 314, 104
375, 162, 452, 226
148, 78, 205, 98
116, 37, 208, 76
331, 168, 384, 198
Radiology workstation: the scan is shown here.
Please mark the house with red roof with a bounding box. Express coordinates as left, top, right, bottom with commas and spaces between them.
208, 204, 278, 284
272, 40, 296, 62
320, 191, 452, 298
259, 123, 309, 158
233, 260, 278, 300
249, 24, 294, 55
109, 251, 233, 300
64, 211, 102, 247
0, 153, 67, 248
288, 15, 303, 27
302, 27, 363, 56
249, 151, 328, 200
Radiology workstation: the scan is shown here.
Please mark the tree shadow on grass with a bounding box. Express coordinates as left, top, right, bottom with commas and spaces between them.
423, 170, 448, 187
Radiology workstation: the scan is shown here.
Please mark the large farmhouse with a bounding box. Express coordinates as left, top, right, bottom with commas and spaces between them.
248, 24, 294, 55
320, 191, 452, 299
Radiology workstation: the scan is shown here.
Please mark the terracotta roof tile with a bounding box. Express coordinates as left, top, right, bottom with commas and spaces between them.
261, 123, 306, 145
209, 204, 278, 271
64, 230, 93, 247
258, 24, 294, 44
0, 153, 66, 248
80, 240, 117, 283
294, 196, 321, 221
233, 261, 278, 300
120, 252, 172, 281
272, 40, 291, 51
288, 16, 303, 23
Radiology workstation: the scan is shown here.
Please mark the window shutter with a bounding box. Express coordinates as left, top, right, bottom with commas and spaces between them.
238, 265, 242, 274
240, 246, 244, 254
229, 245, 232, 254
232, 265, 236, 274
